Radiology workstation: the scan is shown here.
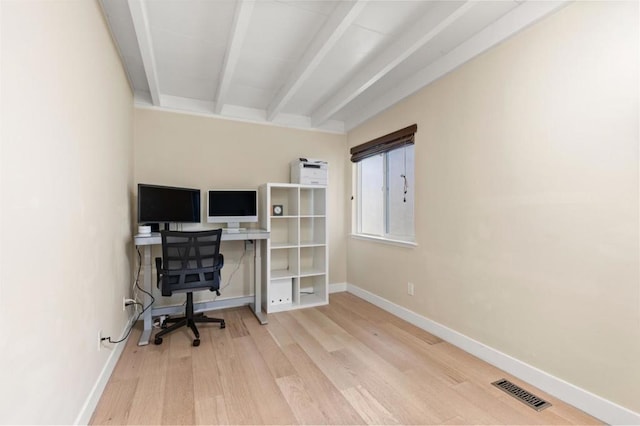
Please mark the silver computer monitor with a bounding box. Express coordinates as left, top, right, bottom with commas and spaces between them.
207, 189, 258, 231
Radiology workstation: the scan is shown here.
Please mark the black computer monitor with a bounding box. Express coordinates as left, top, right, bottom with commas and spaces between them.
137, 184, 200, 227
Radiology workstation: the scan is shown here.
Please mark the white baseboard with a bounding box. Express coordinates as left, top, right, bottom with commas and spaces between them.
346, 283, 640, 425
74, 319, 133, 425
329, 282, 348, 293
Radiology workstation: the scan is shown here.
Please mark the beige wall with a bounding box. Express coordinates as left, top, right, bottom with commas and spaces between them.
134, 109, 347, 304
0, 1, 134, 423
0, 0, 636, 421
347, 1, 639, 413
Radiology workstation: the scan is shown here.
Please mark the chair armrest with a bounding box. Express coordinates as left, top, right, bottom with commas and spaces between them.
155, 257, 162, 288
214, 253, 224, 270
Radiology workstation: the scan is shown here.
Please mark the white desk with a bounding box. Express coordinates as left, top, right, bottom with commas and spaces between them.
134, 229, 270, 346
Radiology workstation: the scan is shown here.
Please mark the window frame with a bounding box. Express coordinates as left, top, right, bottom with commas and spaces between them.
351, 125, 417, 247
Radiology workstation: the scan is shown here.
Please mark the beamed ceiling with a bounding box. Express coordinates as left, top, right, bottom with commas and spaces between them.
100, 0, 568, 133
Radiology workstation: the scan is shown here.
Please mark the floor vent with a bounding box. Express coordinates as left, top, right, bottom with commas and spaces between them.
491, 379, 552, 411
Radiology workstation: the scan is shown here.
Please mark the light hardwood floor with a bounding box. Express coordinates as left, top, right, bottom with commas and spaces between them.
91, 292, 601, 425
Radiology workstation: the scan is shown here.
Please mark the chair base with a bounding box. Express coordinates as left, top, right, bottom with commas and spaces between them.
154, 293, 225, 346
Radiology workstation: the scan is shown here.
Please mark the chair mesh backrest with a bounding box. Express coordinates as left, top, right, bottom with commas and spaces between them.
160, 229, 223, 296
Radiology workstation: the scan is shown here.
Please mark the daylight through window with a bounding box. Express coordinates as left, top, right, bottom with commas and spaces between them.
352, 125, 416, 243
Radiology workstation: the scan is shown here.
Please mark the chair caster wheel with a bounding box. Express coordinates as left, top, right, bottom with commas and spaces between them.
193, 339, 200, 347
220, 321, 226, 329
154, 337, 163, 345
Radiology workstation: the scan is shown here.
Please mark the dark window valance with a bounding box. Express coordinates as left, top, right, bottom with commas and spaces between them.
350, 124, 417, 163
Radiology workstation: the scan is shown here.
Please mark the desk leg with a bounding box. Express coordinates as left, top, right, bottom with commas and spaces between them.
138, 245, 153, 345
249, 240, 268, 324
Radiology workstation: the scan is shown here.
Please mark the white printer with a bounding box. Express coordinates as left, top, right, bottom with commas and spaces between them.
290, 158, 328, 185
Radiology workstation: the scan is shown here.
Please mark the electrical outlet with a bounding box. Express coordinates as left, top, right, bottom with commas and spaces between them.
408, 282, 414, 296
98, 329, 103, 351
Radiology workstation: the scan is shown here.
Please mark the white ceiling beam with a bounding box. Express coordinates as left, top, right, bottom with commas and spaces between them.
310, 0, 477, 127
343, 0, 570, 131
215, 0, 255, 115
266, 0, 368, 122
128, 0, 161, 106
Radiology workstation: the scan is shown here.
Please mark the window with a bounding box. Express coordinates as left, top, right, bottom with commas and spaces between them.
352, 125, 416, 243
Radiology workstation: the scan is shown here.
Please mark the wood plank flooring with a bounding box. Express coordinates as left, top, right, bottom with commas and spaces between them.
91, 292, 601, 425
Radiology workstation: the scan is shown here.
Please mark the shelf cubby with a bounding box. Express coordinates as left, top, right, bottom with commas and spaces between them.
269, 216, 299, 247
299, 275, 327, 308
299, 187, 326, 216
270, 247, 298, 278
299, 246, 326, 277
270, 185, 299, 216
299, 216, 326, 246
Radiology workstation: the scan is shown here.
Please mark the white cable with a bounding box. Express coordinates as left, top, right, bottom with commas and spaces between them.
218, 246, 247, 294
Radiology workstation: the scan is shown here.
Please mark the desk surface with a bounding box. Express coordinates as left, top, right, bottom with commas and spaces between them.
135, 229, 269, 246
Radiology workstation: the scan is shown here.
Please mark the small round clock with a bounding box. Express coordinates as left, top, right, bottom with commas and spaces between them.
272, 204, 283, 216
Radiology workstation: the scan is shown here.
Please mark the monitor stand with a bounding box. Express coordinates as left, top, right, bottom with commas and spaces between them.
223, 222, 245, 233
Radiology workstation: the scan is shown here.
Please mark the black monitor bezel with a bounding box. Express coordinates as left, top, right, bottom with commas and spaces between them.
137, 183, 201, 224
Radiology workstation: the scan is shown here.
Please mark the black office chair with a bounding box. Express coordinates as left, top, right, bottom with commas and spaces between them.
154, 229, 226, 347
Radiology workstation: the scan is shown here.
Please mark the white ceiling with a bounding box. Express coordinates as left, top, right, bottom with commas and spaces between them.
100, 0, 568, 133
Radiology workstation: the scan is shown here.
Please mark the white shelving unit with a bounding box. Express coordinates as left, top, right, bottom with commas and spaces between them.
259, 183, 328, 313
